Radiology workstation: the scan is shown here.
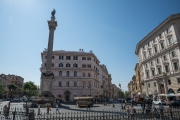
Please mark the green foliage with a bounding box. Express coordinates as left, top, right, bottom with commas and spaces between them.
23, 81, 39, 96
124, 91, 129, 97
8, 83, 17, 91
0, 82, 6, 94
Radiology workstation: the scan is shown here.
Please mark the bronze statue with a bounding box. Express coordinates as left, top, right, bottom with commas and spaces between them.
51, 9, 56, 17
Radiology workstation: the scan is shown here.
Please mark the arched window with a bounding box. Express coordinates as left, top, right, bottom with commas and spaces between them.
177, 88, 180, 93
74, 81, 77, 87
59, 82, 61, 87
168, 79, 171, 85
168, 89, 175, 94
66, 71, 70, 77
59, 63, 63, 67
74, 71, 77, 77
88, 73, 90, 77
66, 63, 70, 67
66, 81, 69, 87
73, 63, 78, 68
59, 71, 62, 77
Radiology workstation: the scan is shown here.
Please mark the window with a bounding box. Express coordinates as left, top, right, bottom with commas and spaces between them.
161, 42, 164, 49
153, 39, 156, 43
83, 73, 85, 77
165, 65, 169, 72
148, 83, 150, 88
87, 64, 91, 68
66, 56, 71, 60
166, 28, 170, 33
45, 56, 47, 59
59, 71, 62, 77
88, 73, 90, 77
143, 53, 146, 59
45, 63, 46, 67
52, 56, 54, 59
66, 63, 70, 67
168, 37, 173, 45
149, 50, 151, 56
154, 82, 156, 87
82, 64, 86, 68
146, 71, 149, 78
148, 42, 150, 47
154, 47, 157, 53
168, 79, 171, 85
66, 82, 69, 87
146, 64, 148, 68
82, 82, 85, 88
143, 46, 145, 50
159, 33, 162, 38
51, 63, 54, 67
59, 82, 61, 87
66, 71, 70, 77
59, 63, 63, 67
157, 59, 159, 64
158, 67, 161, 74
152, 69, 155, 76
74, 71, 77, 77
163, 55, 167, 61
177, 78, 180, 84
171, 51, 175, 57
73, 63, 78, 68
88, 82, 91, 88
87, 57, 91, 60
73, 56, 78, 60
173, 62, 178, 71
82, 57, 86, 60
74, 81, 77, 87
151, 61, 154, 66
59, 56, 63, 60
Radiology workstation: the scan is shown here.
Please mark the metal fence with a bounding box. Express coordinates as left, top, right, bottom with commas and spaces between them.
0, 107, 180, 120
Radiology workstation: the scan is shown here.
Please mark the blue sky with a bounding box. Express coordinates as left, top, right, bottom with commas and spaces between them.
0, 0, 180, 91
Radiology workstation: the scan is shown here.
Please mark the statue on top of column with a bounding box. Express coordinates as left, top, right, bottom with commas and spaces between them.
51, 9, 56, 17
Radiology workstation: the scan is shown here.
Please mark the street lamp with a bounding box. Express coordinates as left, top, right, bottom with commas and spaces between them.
113, 88, 115, 107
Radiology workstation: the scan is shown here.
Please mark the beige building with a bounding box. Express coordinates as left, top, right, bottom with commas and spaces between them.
98, 64, 112, 100
135, 13, 180, 100
111, 84, 120, 99
0, 74, 24, 98
40, 49, 101, 102
128, 81, 133, 97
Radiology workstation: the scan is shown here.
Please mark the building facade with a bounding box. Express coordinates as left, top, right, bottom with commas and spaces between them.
135, 13, 180, 100
40, 49, 104, 102
0, 74, 10, 98
128, 81, 133, 97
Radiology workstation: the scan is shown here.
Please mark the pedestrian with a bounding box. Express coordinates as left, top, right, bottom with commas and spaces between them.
126, 106, 130, 119
130, 105, 135, 120
159, 103, 164, 113
86, 102, 91, 111
141, 102, 145, 113
56, 103, 60, 113
38, 105, 41, 115
46, 104, 51, 114
125, 99, 127, 107
3, 105, 7, 118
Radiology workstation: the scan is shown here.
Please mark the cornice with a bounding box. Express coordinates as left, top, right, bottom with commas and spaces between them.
135, 13, 180, 55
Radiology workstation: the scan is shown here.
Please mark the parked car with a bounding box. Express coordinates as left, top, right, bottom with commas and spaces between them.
153, 99, 166, 105
170, 100, 180, 108
0, 99, 3, 102
7, 98, 11, 101
10, 98, 20, 102
109, 98, 113, 101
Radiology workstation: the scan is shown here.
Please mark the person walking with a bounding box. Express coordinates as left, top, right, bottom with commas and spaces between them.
130, 105, 135, 120
86, 102, 91, 111
141, 101, 146, 113
38, 105, 41, 115
56, 103, 60, 113
159, 103, 164, 113
126, 106, 130, 119
46, 104, 51, 114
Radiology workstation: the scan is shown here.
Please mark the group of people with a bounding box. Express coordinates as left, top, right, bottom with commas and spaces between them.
123, 100, 165, 119
3, 103, 10, 119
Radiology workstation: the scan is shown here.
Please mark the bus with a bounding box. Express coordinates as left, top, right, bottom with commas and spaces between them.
74, 97, 93, 107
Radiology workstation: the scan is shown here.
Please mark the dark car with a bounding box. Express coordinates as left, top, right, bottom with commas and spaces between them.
170, 100, 180, 108
10, 98, 20, 102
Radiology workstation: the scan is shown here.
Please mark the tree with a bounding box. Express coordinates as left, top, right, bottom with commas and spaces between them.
22, 81, 39, 96
0, 82, 6, 96
124, 91, 129, 98
8, 83, 17, 98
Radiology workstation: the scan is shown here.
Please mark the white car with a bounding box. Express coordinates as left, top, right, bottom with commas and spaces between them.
153, 99, 166, 105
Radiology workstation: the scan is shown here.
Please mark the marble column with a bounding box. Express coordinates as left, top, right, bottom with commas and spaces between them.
40, 10, 58, 96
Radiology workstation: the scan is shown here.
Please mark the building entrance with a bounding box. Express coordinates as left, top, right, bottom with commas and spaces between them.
64, 90, 71, 102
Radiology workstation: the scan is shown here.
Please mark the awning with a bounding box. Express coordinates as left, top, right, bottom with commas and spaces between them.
158, 93, 180, 96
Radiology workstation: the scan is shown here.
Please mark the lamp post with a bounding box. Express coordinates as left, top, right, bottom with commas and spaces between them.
113, 88, 115, 107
